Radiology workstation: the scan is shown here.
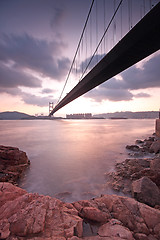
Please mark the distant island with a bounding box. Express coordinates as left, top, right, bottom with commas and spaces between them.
0, 111, 159, 120
0, 111, 34, 120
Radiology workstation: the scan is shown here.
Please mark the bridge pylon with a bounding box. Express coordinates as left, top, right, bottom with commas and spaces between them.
49, 102, 54, 116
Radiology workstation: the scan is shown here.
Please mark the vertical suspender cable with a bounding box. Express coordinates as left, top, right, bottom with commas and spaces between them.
121, 1, 122, 38
57, 0, 95, 104
103, 0, 106, 52
80, 0, 124, 80
96, 0, 98, 62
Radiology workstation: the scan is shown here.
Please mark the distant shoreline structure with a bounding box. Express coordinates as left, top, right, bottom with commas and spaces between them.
66, 113, 92, 119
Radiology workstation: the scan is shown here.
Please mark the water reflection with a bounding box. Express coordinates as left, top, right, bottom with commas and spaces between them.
0, 119, 154, 201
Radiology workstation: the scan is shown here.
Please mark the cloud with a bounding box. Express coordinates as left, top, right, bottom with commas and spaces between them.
0, 84, 55, 107
0, 0, 66, 38
121, 53, 160, 90
85, 52, 160, 102
0, 87, 22, 96
0, 64, 41, 89
0, 33, 70, 80
50, 7, 65, 29
22, 93, 55, 107
41, 88, 54, 94
134, 93, 151, 98
87, 88, 134, 102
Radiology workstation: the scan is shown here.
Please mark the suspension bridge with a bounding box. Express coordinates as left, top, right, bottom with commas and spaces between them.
49, 0, 160, 116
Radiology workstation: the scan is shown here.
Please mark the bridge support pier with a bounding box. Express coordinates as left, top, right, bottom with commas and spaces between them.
156, 119, 160, 138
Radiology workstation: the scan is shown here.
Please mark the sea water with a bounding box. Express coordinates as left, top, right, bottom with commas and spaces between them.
0, 119, 155, 201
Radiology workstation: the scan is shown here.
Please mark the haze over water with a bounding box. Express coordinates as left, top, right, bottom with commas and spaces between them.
0, 119, 155, 202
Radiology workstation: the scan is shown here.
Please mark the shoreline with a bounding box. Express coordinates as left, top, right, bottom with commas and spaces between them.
0, 131, 160, 239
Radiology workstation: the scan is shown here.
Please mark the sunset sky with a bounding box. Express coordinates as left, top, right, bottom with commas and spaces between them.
0, 0, 160, 117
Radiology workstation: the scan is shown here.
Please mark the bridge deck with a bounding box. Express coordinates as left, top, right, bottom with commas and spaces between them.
50, 2, 160, 115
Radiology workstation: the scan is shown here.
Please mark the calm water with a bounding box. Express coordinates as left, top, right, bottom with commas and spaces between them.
0, 119, 155, 201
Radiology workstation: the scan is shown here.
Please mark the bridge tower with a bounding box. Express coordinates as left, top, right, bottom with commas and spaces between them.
49, 102, 54, 116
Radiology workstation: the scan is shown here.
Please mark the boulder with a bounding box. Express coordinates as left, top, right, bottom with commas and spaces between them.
98, 222, 134, 239
132, 176, 160, 207
150, 140, 160, 154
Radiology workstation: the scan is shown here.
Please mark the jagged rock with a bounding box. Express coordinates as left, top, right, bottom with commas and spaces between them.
132, 176, 160, 207
150, 140, 160, 154
0, 145, 30, 184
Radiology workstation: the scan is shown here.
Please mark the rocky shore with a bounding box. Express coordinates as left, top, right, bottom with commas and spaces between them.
0, 136, 160, 239
106, 135, 160, 209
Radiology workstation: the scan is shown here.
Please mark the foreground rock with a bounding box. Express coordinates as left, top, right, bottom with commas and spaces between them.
0, 182, 160, 239
0, 145, 30, 184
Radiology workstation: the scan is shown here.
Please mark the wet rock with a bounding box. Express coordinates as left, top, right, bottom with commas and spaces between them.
135, 140, 144, 144
0, 145, 30, 184
132, 176, 160, 207
54, 191, 72, 201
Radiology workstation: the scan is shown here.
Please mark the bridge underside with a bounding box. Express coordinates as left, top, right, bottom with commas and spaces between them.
50, 2, 160, 116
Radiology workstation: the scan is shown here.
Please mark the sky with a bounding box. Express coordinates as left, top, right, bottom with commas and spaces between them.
0, 0, 160, 117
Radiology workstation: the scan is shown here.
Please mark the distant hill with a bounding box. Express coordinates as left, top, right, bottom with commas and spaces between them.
0, 111, 34, 120
93, 111, 159, 119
